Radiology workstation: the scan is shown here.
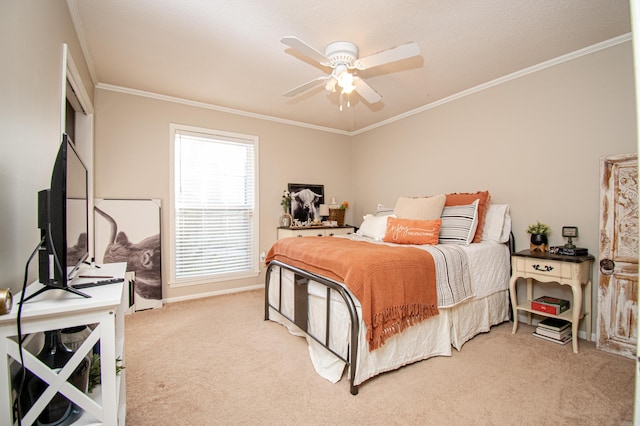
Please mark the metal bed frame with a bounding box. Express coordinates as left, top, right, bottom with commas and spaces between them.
264, 260, 361, 395
264, 235, 515, 396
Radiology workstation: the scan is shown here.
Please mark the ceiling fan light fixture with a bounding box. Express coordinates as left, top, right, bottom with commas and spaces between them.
336, 67, 355, 94
281, 36, 420, 106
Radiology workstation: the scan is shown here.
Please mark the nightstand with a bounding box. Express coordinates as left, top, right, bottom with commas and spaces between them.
277, 225, 355, 239
509, 249, 595, 353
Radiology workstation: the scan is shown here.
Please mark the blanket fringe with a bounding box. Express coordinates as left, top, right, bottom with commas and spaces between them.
367, 304, 439, 351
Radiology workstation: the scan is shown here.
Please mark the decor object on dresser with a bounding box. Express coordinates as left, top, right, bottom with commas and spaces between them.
287, 183, 324, 224
319, 204, 330, 220
265, 191, 513, 395
526, 221, 550, 252
279, 189, 293, 227
510, 249, 595, 353
328, 201, 348, 227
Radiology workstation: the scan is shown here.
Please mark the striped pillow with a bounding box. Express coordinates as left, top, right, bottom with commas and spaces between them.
438, 200, 479, 245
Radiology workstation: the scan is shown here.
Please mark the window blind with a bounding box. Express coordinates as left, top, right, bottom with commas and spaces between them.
173, 128, 257, 282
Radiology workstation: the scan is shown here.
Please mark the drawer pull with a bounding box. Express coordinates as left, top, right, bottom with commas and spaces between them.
532, 264, 554, 272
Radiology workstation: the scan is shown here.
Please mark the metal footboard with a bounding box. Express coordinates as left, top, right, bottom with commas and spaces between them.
264, 260, 360, 395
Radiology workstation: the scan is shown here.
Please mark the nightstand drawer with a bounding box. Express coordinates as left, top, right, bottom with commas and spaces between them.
520, 258, 572, 280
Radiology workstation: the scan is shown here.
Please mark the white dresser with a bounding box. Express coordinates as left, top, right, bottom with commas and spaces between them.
277, 226, 355, 239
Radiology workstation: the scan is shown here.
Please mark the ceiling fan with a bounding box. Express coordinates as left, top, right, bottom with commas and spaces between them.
281, 36, 420, 108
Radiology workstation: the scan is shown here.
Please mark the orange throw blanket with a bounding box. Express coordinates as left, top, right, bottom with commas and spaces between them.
265, 237, 439, 351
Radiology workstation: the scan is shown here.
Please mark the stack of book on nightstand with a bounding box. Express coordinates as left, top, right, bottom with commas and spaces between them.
533, 317, 572, 345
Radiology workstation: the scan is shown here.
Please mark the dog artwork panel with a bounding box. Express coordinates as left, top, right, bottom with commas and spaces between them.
288, 183, 324, 223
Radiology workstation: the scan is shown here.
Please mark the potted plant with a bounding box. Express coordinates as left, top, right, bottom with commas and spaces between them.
526, 221, 550, 252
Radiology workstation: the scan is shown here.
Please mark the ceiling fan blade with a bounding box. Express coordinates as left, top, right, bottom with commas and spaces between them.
281, 36, 331, 66
283, 76, 330, 97
354, 42, 420, 70
353, 77, 382, 104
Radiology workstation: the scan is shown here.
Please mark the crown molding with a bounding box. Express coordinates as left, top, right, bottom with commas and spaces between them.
94, 83, 352, 136
352, 33, 633, 135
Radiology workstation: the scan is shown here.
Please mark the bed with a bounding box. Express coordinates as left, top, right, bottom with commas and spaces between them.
264, 192, 513, 395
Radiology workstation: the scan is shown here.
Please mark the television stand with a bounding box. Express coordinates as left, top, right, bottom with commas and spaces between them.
1, 262, 128, 425
20, 282, 90, 303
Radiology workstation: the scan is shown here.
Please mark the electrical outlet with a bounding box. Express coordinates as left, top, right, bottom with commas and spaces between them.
260, 251, 266, 262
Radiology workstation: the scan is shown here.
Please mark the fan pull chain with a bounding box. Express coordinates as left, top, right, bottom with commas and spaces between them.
339, 92, 351, 111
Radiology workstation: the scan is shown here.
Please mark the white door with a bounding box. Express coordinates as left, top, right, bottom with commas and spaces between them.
597, 153, 638, 359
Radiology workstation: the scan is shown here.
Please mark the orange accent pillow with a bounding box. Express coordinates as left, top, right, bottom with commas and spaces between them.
445, 191, 491, 243
383, 217, 442, 245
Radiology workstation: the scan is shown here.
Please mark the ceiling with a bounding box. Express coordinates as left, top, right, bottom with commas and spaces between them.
67, 0, 631, 133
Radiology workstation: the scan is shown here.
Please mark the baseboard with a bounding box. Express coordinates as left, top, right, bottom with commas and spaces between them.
162, 283, 264, 304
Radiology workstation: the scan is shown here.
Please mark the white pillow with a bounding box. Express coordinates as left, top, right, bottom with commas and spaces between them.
393, 194, 446, 220
357, 214, 395, 240
439, 200, 479, 245
481, 204, 511, 243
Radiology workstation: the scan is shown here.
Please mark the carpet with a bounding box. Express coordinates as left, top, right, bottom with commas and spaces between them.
124, 289, 635, 425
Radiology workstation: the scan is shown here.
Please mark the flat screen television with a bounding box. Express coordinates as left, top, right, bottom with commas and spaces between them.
26, 133, 90, 301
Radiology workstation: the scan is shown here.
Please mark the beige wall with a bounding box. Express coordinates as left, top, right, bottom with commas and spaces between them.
93, 89, 352, 300
0, 0, 93, 293
351, 41, 637, 334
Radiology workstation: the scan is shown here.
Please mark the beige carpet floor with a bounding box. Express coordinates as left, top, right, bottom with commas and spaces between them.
124, 289, 635, 425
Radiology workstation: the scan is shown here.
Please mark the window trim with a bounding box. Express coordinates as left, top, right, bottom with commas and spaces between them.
168, 123, 260, 288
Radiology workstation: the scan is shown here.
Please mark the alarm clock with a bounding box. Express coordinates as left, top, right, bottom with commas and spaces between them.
0, 288, 12, 315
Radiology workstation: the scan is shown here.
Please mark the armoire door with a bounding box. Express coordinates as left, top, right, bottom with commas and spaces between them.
597, 153, 638, 359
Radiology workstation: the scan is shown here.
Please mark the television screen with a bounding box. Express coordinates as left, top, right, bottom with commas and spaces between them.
38, 134, 89, 288
65, 138, 89, 277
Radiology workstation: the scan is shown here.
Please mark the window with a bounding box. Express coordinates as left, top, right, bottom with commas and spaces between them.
170, 124, 259, 287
